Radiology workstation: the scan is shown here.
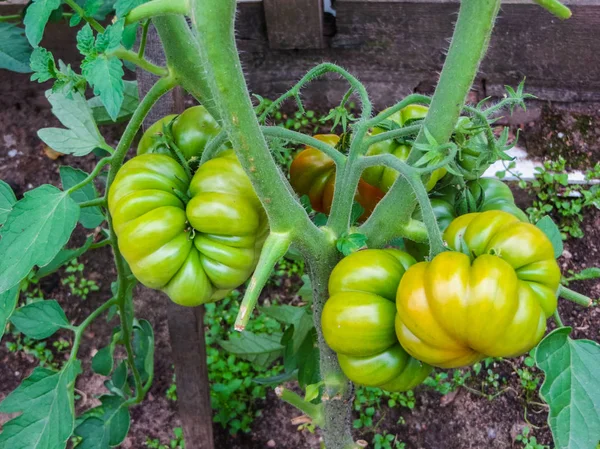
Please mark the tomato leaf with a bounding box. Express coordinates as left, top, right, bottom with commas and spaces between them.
29, 47, 58, 83
75, 395, 131, 448
114, 0, 147, 17
23, 0, 62, 47
0, 184, 80, 294
0, 361, 80, 449
336, 232, 367, 256
0, 23, 33, 73
219, 331, 284, 369
132, 319, 154, 383
60, 166, 105, 229
0, 180, 17, 227
92, 345, 115, 377
536, 216, 563, 258
89, 80, 139, 125
535, 327, 600, 449
0, 286, 20, 342
36, 236, 94, 279
37, 90, 106, 156
83, 56, 124, 122
10, 300, 71, 339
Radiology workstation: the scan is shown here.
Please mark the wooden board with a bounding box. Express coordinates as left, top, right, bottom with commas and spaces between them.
263, 0, 324, 49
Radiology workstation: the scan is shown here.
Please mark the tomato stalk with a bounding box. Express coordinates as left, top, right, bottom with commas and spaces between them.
558, 285, 592, 307
124, 0, 189, 25
362, 0, 501, 249
275, 386, 324, 428
109, 47, 169, 77
235, 233, 292, 331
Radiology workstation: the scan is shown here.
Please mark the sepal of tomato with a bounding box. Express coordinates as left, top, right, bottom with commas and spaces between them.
137, 105, 220, 160
323, 249, 431, 391
108, 150, 268, 306
395, 210, 560, 368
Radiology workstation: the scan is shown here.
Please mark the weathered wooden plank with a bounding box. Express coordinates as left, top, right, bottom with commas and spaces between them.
263, 0, 324, 49
235, 1, 600, 109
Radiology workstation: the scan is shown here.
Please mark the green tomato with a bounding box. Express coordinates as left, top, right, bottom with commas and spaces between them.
137, 105, 220, 160
323, 249, 431, 392
108, 150, 268, 306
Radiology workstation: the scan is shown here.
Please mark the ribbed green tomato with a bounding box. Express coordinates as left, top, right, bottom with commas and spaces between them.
395, 210, 560, 369
322, 249, 432, 391
137, 105, 220, 160
108, 150, 268, 306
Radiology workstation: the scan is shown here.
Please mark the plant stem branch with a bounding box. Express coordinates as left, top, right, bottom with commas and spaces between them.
533, 0, 571, 19
235, 233, 291, 331
70, 298, 118, 359
67, 157, 112, 194
63, 0, 104, 33
138, 20, 150, 58
0, 14, 21, 22
109, 47, 169, 77
558, 285, 592, 307
357, 154, 445, 257
125, 0, 189, 25
275, 386, 324, 427
261, 126, 345, 166
553, 310, 564, 327
79, 197, 106, 208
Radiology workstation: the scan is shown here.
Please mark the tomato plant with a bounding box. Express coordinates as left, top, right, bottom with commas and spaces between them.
0, 0, 598, 449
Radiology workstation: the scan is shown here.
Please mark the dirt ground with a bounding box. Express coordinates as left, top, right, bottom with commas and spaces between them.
1, 66, 599, 449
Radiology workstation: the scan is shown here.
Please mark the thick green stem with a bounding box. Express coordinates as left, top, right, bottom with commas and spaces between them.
410, 0, 500, 159
235, 233, 292, 331
189, 0, 318, 237
553, 310, 564, 327
79, 197, 106, 208
362, 0, 501, 248
275, 386, 324, 427
558, 285, 592, 307
109, 47, 169, 77
125, 0, 189, 25
152, 15, 221, 120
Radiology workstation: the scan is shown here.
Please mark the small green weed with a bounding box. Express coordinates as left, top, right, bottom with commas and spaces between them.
145, 427, 185, 449
501, 158, 600, 239
204, 291, 284, 435
353, 387, 416, 431
61, 259, 100, 300
6, 335, 70, 369
373, 431, 406, 449
166, 371, 177, 401
424, 369, 471, 395
515, 426, 548, 449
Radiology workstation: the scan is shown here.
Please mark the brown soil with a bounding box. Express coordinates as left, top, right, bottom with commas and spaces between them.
1, 67, 600, 449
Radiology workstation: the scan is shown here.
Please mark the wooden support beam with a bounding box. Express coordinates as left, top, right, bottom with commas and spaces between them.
263, 0, 325, 49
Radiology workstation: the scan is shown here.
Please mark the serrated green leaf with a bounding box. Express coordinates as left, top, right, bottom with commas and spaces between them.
29, 47, 57, 83
36, 236, 93, 279
0, 185, 79, 294
60, 166, 104, 228
573, 267, 600, 281
38, 89, 105, 156
536, 327, 600, 449
121, 23, 138, 49
0, 180, 17, 226
76, 24, 95, 56
260, 305, 305, 325
95, 20, 123, 53
23, 0, 62, 47
83, 56, 124, 122
0, 23, 33, 73
253, 369, 298, 385
219, 331, 284, 369
10, 300, 70, 339
0, 361, 80, 449
536, 216, 563, 258
0, 286, 20, 342
89, 80, 139, 124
